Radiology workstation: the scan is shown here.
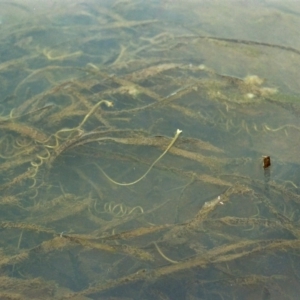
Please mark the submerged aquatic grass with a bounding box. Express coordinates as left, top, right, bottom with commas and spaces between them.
0, 0, 300, 299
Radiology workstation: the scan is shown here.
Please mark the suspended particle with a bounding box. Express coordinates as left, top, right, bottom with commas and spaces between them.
262, 156, 271, 169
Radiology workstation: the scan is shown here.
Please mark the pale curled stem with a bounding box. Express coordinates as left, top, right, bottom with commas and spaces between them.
98, 129, 182, 186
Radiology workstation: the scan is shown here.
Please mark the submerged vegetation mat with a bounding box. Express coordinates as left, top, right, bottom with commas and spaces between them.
0, 0, 300, 299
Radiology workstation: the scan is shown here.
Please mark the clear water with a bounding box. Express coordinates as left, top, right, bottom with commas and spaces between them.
0, 1, 300, 299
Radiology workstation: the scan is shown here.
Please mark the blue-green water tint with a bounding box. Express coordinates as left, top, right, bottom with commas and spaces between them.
0, 0, 300, 299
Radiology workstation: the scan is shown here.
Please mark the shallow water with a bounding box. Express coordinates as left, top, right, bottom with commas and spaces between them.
0, 1, 300, 299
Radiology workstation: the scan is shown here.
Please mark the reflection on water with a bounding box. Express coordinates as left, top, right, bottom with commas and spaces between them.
0, 0, 300, 299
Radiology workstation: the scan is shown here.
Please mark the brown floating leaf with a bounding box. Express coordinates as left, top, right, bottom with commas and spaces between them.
263, 156, 271, 168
